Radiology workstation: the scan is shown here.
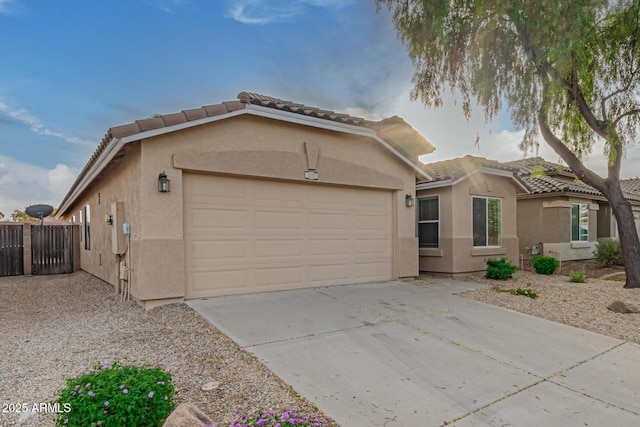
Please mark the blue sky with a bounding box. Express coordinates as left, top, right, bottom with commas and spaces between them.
0, 0, 637, 218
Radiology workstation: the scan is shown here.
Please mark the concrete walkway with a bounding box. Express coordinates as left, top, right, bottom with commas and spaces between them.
188, 278, 640, 427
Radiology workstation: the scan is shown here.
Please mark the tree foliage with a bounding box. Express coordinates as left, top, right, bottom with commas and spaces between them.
379, 0, 640, 288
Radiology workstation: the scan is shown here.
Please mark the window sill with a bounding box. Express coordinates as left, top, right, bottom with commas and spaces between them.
571, 242, 592, 249
471, 247, 506, 257
419, 248, 443, 257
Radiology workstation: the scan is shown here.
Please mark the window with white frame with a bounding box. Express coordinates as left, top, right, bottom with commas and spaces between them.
418, 196, 439, 248
472, 196, 502, 247
84, 204, 91, 250
571, 203, 589, 241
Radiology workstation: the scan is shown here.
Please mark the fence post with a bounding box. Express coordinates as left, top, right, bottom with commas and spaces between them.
23, 224, 32, 276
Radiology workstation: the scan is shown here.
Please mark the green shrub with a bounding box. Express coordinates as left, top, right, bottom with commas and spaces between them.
569, 269, 587, 283
52, 360, 175, 427
593, 240, 624, 267
485, 258, 517, 280
531, 256, 559, 275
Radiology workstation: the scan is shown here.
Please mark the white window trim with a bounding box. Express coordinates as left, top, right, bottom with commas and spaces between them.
571, 202, 589, 242
417, 195, 440, 249
472, 196, 502, 249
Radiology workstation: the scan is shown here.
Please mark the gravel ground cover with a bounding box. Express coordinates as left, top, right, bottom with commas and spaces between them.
408, 269, 640, 345
0, 271, 333, 427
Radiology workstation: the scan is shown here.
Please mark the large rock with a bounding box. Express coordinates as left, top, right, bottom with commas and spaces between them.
607, 300, 640, 314
163, 403, 214, 427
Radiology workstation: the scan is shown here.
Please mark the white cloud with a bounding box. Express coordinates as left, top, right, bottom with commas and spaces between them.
0, 155, 78, 219
228, 0, 346, 24
0, 100, 90, 145
0, 0, 15, 14
144, 0, 189, 13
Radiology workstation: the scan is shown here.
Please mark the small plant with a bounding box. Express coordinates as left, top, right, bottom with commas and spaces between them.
593, 240, 624, 267
496, 283, 540, 299
209, 408, 328, 427
569, 269, 587, 283
52, 359, 175, 427
531, 255, 559, 275
485, 258, 517, 280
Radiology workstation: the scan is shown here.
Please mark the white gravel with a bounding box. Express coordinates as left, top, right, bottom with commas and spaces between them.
428, 270, 640, 345
0, 271, 333, 427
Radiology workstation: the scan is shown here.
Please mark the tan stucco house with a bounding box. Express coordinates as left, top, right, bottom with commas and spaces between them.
507, 157, 640, 261
416, 156, 528, 274
57, 92, 435, 309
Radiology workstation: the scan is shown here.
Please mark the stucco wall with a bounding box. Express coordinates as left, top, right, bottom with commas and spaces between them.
63, 144, 141, 289
418, 173, 520, 273
517, 196, 599, 261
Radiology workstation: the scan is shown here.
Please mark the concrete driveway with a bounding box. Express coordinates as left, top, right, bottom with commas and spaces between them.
188, 278, 640, 427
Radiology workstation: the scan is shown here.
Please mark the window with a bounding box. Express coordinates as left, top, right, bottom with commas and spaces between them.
418, 196, 439, 248
84, 204, 91, 250
571, 203, 589, 241
473, 196, 502, 247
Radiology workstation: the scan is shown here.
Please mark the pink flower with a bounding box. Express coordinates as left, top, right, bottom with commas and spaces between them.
148, 391, 154, 398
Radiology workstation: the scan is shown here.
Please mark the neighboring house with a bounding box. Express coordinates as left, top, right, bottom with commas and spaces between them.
621, 178, 640, 237
507, 157, 640, 261
56, 92, 435, 309
416, 156, 528, 274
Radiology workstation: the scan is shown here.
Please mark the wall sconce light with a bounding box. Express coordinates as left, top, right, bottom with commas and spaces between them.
405, 194, 414, 207
158, 171, 171, 193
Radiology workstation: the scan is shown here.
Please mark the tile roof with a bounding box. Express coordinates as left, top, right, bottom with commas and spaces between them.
507, 158, 640, 202
422, 155, 518, 182
58, 92, 435, 215
621, 178, 640, 196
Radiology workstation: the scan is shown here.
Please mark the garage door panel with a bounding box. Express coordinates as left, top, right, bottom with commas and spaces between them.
309, 213, 349, 230
188, 239, 248, 262
309, 238, 350, 256
189, 269, 249, 297
309, 263, 351, 283
186, 175, 249, 204
255, 210, 303, 229
354, 214, 390, 231
255, 266, 304, 287
184, 174, 393, 299
354, 238, 389, 254
187, 207, 248, 231
255, 239, 304, 258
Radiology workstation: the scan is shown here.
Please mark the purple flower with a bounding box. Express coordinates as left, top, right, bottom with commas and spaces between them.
69, 391, 75, 396
85, 370, 91, 375
63, 418, 68, 424
74, 385, 80, 390
127, 362, 133, 367
119, 385, 124, 389
85, 383, 91, 388
88, 391, 95, 397
97, 422, 102, 425
104, 410, 108, 414
158, 362, 165, 367
104, 401, 109, 407
123, 389, 128, 394
148, 391, 154, 398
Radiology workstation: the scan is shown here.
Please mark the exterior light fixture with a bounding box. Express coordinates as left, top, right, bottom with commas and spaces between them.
405, 194, 414, 207
158, 171, 171, 193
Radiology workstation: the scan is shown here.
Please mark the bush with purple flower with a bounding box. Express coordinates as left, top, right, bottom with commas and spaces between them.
52, 359, 174, 426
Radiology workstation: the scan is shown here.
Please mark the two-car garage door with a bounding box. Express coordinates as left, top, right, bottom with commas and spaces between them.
183, 174, 393, 299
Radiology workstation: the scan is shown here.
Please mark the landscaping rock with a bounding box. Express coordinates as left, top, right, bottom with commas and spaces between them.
162, 403, 214, 427
607, 300, 640, 314
201, 380, 220, 392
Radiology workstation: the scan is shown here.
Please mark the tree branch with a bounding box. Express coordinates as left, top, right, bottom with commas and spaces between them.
537, 84, 605, 190
568, 68, 608, 139
613, 108, 640, 127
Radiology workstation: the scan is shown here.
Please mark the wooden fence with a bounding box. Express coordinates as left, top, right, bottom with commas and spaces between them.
0, 224, 24, 276
0, 223, 79, 277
